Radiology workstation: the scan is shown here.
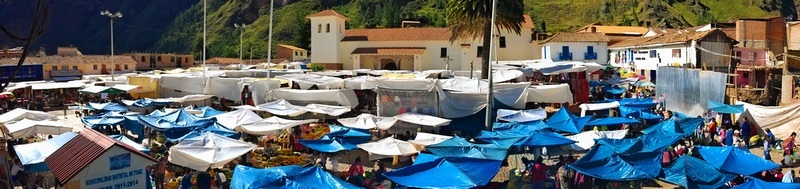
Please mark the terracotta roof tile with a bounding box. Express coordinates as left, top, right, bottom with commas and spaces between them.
277, 44, 307, 51
521, 15, 534, 29
206, 57, 241, 64
0, 55, 135, 66
351, 47, 426, 55
539, 32, 610, 44
577, 24, 649, 35
306, 10, 348, 20
45, 129, 157, 185
343, 28, 451, 42
609, 29, 729, 49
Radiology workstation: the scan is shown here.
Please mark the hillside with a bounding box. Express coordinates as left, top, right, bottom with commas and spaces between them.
0, 0, 797, 59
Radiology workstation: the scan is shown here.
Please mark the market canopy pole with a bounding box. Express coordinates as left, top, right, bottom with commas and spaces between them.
202, 0, 207, 88
484, 0, 497, 129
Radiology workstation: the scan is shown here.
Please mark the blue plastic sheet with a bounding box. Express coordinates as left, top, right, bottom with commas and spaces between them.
568, 150, 662, 181
641, 118, 704, 137
544, 108, 592, 133
299, 125, 371, 153
230, 165, 361, 189
109, 135, 150, 153
14, 132, 77, 173
618, 98, 658, 107
195, 106, 225, 117
696, 146, 779, 175
384, 153, 502, 188
129, 98, 173, 108
512, 131, 576, 147
138, 109, 216, 131
595, 134, 681, 155
82, 112, 126, 128
707, 100, 744, 114
123, 115, 145, 142
426, 136, 508, 160
492, 121, 548, 133
731, 178, 800, 189
586, 117, 641, 126
326, 125, 371, 139
169, 121, 238, 142
604, 87, 626, 95
474, 130, 526, 148
88, 102, 129, 112
660, 156, 737, 189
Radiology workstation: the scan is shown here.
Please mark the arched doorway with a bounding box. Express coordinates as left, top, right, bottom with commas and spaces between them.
381, 59, 398, 70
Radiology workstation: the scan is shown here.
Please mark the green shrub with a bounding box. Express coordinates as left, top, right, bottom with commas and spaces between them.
308, 63, 325, 72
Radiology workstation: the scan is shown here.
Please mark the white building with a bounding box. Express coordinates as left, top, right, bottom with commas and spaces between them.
539, 32, 609, 64
608, 29, 736, 81
306, 10, 540, 71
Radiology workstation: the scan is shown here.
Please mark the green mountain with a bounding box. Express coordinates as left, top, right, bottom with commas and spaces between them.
0, 0, 796, 59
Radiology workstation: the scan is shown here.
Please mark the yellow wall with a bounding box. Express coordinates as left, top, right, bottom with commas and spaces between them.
127, 76, 160, 99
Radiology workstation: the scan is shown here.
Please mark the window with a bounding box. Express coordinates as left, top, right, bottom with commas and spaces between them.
171, 57, 176, 62
61, 66, 68, 70
93, 65, 98, 70
477, 46, 484, 58
72, 66, 78, 70
440, 48, 448, 58
295, 51, 298, 56
124, 65, 128, 70
499, 37, 506, 48
157, 56, 162, 62
140, 57, 145, 62
649, 50, 657, 58
672, 49, 681, 58
51, 66, 57, 70
317, 24, 322, 33
326, 24, 330, 33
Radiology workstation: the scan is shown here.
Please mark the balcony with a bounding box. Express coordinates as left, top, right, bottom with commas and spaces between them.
558, 52, 573, 61
584, 52, 597, 60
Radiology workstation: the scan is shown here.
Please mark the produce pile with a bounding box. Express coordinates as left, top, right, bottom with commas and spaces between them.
252, 148, 309, 168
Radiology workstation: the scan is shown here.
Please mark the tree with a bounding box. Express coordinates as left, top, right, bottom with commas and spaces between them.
446, 0, 525, 79
0, 0, 48, 92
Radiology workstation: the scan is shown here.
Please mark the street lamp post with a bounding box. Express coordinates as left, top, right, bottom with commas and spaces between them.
100, 10, 122, 81
234, 23, 249, 68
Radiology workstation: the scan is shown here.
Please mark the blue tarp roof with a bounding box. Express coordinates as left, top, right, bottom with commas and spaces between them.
731, 178, 800, 189
123, 115, 145, 142
384, 153, 502, 189
474, 130, 527, 148
641, 118, 704, 137
631, 110, 663, 120
586, 117, 641, 126
708, 100, 745, 114
81, 112, 126, 128
512, 131, 576, 147
195, 106, 225, 117
493, 121, 549, 133
618, 98, 658, 107
88, 102, 129, 112
129, 98, 173, 108
660, 155, 737, 189
14, 132, 78, 173
299, 125, 371, 153
696, 146, 779, 176
109, 135, 150, 153
595, 134, 682, 155
326, 125, 372, 139
604, 87, 626, 95
138, 109, 215, 131
568, 149, 662, 181
544, 108, 593, 133
168, 121, 238, 142
231, 165, 361, 189
426, 136, 508, 160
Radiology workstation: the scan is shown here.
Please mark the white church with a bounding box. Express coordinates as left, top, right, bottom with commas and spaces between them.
306, 10, 541, 71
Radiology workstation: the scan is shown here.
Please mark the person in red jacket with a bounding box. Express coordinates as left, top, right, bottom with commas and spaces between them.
527, 156, 548, 189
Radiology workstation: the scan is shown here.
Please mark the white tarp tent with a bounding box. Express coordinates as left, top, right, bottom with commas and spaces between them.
160, 74, 207, 96
303, 104, 351, 117
336, 113, 398, 130
579, 101, 621, 116
564, 130, 628, 151
265, 89, 359, 108
357, 137, 419, 156
163, 94, 215, 103
496, 109, 547, 122
407, 132, 453, 148
275, 73, 344, 89
0, 108, 58, 123
5, 119, 73, 138
238, 117, 317, 135
393, 113, 451, 127
168, 133, 257, 171
253, 99, 308, 116
527, 84, 573, 104
212, 109, 263, 130
204, 77, 281, 105
343, 76, 379, 90
736, 101, 800, 139
30, 82, 83, 90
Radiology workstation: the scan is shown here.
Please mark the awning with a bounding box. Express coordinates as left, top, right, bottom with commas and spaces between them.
351, 47, 426, 55
51, 76, 81, 82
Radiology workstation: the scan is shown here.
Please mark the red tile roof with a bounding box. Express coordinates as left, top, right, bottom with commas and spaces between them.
609, 29, 731, 49
45, 129, 156, 185
343, 28, 452, 42
306, 10, 349, 20
521, 15, 534, 29
351, 47, 427, 55
538, 32, 610, 44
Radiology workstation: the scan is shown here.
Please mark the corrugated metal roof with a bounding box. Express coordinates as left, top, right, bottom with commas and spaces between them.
45, 129, 156, 185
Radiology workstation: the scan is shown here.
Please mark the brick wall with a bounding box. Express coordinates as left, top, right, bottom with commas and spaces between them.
276, 46, 293, 61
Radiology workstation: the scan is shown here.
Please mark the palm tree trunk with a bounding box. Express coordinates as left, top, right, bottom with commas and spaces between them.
481, 22, 492, 79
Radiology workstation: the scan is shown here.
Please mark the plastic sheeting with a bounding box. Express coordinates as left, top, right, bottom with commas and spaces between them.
641, 118, 704, 137
109, 135, 150, 153
160, 74, 206, 96
493, 121, 549, 134
595, 135, 682, 155
393, 112, 451, 127
336, 113, 398, 130
121, 98, 173, 108
564, 130, 628, 151
731, 178, 800, 189
211, 109, 263, 130
253, 99, 307, 116
696, 146, 779, 176
195, 106, 225, 117
660, 156, 737, 189
568, 149, 663, 181
0, 108, 57, 123
707, 100, 744, 114
437, 83, 532, 118
238, 117, 317, 136
14, 132, 77, 173
426, 136, 508, 160
512, 131, 576, 147
88, 102, 129, 112
168, 133, 256, 171
383, 153, 502, 189
407, 132, 453, 148
656, 67, 727, 117
203, 77, 280, 105
276, 73, 345, 89
544, 108, 592, 133
357, 137, 419, 156
579, 101, 620, 116
299, 126, 370, 153
164, 121, 238, 142
526, 84, 573, 104
737, 101, 800, 139
137, 109, 215, 131
265, 89, 359, 108
377, 87, 439, 117
5, 119, 73, 139
496, 109, 546, 122
231, 165, 360, 189
585, 117, 641, 126
303, 104, 351, 116
81, 112, 125, 128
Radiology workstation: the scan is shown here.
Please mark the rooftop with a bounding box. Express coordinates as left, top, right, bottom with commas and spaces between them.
351, 47, 427, 55
577, 23, 649, 35
343, 27, 452, 42
538, 32, 610, 44
306, 9, 349, 20
0, 55, 136, 66
277, 44, 307, 51
610, 29, 729, 49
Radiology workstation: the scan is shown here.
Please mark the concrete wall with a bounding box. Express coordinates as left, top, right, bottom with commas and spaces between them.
309, 16, 345, 64
542, 42, 608, 64
610, 44, 694, 71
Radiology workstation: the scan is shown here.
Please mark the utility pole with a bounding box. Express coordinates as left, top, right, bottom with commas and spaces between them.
202, 0, 207, 87
101, 10, 122, 81
267, 0, 274, 78
485, 0, 498, 129
235, 23, 249, 69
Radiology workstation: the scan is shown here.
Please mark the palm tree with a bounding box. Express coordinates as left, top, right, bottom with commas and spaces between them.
446, 0, 525, 79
